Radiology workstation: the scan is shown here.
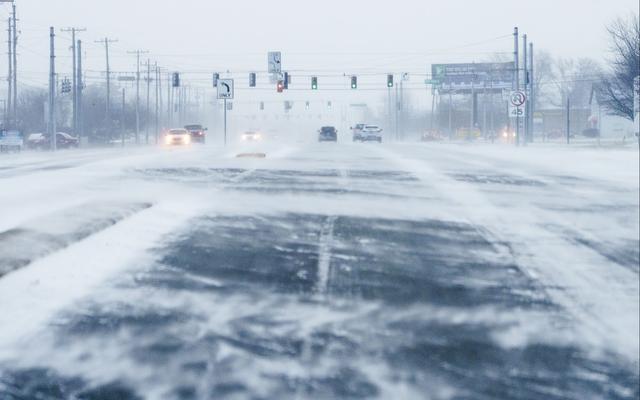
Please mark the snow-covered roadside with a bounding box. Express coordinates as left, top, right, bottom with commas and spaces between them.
373, 143, 640, 363
0, 195, 210, 360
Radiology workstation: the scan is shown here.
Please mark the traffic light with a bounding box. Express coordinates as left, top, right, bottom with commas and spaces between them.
311, 76, 318, 90
305, 101, 310, 110
212, 73, 219, 87
249, 72, 256, 87
327, 101, 332, 109
172, 72, 180, 88
351, 76, 357, 89
61, 78, 72, 94
277, 80, 284, 93
387, 74, 394, 88
284, 72, 290, 89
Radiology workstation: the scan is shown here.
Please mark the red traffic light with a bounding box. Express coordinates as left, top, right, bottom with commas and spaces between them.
277, 80, 284, 93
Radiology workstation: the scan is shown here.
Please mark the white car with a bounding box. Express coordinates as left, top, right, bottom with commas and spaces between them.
164, 129, 191, 146
354, 125, 383, 143
241, 131, 263, 142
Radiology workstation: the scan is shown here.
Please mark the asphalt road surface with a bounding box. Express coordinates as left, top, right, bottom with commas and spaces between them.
0, 141, 638, 400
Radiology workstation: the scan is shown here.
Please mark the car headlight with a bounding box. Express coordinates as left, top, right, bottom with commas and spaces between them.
184, 135, 191, 144
165, 136, 172, 145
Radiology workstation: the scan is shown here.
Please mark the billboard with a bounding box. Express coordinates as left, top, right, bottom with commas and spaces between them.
431, 62, 515, 93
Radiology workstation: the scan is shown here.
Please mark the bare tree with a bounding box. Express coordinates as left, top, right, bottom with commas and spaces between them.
599, 14, 639, 120
533, 50, 556, 108
551, 57, 602, 108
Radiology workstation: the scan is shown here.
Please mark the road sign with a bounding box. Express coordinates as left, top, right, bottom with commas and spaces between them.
217, 79, 234, 100
432, 62, 514, 94
510, 91, 527, 107
509, 105, 526, 118
268, 51, 282, 74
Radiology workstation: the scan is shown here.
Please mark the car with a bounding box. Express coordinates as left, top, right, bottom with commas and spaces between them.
184, 124, 207, 144
26, 133, 47, 149
0, 130, 24, 152
56, 132, 80, 148
351, 124, 366, 141
241, 131, 262, 142
164, 129, 191, 146
318, 126, 337, 142
421, 130, 442, 142
353, 125, 383, 143
26, 132, 79, 150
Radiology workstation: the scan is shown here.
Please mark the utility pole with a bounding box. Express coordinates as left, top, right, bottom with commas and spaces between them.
6, 17, 11, 128
141, 58, 153, 144
566, 97, 571, 145
154, 63, 160, 144
11, 2, 17, 127
128, 50, 149, 144
167, 73, 172, 127
61, 27, 86, 137
121, 87, 125, 147
395, 84, 399, 141
49, 27, 56, 151
387, 79, 392, 135
95, 37, 117, 128
529, 42, 535, 143
513, 27, 520, 147
146, 59, 151, 144
448, 82, 453, 140
522, 34, 528, 146
77, 40, 84, 143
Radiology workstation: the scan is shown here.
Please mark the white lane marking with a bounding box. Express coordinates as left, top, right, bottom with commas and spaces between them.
317, 216, 337, 294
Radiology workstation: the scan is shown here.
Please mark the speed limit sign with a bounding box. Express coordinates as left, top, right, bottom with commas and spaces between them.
510, 91, 527, 107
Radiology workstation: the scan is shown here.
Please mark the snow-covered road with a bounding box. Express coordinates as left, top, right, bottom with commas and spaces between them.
0, 142, 638, 399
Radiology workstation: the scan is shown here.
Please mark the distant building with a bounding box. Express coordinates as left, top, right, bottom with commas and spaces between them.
589, 84, 636, 140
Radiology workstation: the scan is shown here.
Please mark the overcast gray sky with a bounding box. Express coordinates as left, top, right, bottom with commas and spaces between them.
6, 0, 639, 90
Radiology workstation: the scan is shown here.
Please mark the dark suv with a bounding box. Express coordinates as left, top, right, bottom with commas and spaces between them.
318, 126, 337, 142
185, 124, 207, 144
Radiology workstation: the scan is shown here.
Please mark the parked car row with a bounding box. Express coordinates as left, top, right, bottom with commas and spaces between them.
26, 132, 79, 150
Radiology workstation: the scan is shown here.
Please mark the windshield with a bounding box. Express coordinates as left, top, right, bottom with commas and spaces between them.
2, 3, 638, 400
